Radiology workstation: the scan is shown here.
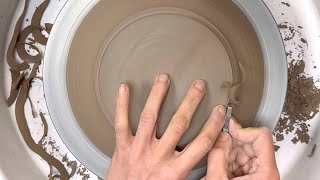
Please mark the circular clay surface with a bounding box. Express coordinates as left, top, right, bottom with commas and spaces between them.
66, 0, 264, 161
96, 8, 233, 147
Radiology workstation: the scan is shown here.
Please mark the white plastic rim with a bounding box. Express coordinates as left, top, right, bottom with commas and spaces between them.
43, 0, 287, 178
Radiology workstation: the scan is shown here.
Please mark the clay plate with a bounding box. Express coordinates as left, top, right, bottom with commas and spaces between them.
43, 0, 287, 178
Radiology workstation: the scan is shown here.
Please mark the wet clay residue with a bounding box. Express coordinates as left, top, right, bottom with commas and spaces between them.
222, 62, 247, 106
273, 60, 320, 145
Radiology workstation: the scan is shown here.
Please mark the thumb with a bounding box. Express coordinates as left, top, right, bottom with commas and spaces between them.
206, 132, 232, 179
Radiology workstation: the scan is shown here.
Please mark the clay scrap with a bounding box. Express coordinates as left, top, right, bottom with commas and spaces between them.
5, 0, 72, 179
6, 0, 29, 71
274, 60, 320, 145
222, 62, 247, 106
31, 0, 50, 45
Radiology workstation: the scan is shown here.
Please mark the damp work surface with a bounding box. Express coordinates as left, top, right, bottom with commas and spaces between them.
2, 0, 320, 180
66, 0, 264, 159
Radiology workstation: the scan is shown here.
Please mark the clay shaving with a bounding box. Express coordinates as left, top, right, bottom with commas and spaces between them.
6, 0, 29, 71
273, 60, 320, 144
15, 62, 69, 179
16, 25, 43, 63
6, 69, 23, 106
308, 144, 317, 158
222, 62, 246, 106
31, 0, 50, 45
6, 0, 72, 179
39, 112, 49, 144
45, 23, 54, 33
27, 96, 37, 118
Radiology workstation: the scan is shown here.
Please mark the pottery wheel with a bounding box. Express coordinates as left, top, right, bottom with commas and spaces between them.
66, 0, 264, 160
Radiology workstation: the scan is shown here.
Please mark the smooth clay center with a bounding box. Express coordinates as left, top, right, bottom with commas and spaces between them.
96, 8, 232, 148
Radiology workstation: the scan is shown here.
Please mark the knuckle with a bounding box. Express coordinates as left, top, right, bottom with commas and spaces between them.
114, 119, 126, 134
114, 122, 124, 134
140, 111, 156, 125
265, 169, 280, 180
116, 97, 125, 107
172, 115, 189, 132
200, 137, 214, 152
259, 127, 272, 136
189, 88, 204, 100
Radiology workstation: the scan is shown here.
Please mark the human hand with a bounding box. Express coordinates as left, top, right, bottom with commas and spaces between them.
106, 73, 226, 180
203, 119, 280, 180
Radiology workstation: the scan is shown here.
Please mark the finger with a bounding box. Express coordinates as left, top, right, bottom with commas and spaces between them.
158, 80, 206, 151
114, 84, 133, 149
206, 132, 232, 179
229, 119, 255, 158
230, 117, 243, 147
229, 120, 276, 166
135, 73, 170, 143
177, 105, 225, 170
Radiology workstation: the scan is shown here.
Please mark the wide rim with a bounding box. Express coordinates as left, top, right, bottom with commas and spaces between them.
232, 0, 287, 129
43, 0, 287, 178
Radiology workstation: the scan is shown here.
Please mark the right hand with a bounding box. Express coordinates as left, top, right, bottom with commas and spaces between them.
203, 119, 280, 180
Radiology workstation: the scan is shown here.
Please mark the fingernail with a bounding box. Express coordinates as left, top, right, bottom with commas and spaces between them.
158, 73, 169, 83
194, 80, 206, 91
216, 105, 226, 114
119, 84, 127, 95
209, 105, 225, 118
218, 132, 230, 142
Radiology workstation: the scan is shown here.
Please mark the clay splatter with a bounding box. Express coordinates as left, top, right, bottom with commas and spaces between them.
273, 60, 320, 145
274, 19, 319, 149
277, 22, 300, 41
300, 38, 309, 50
77, 167, 91, 180
281, 2, 291, 7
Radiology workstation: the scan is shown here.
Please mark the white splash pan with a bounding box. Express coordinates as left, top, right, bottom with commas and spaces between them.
2, 0, 320, 180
